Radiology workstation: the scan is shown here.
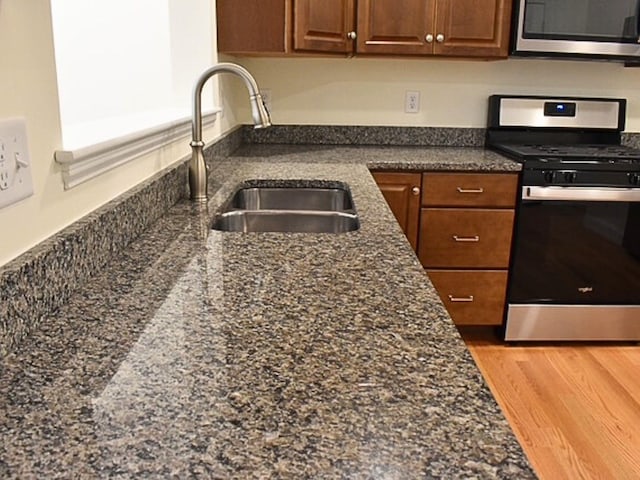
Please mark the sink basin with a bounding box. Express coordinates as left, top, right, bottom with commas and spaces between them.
212, 182, 360, 233
212, 210, 359, 233
227, 186, 354, 211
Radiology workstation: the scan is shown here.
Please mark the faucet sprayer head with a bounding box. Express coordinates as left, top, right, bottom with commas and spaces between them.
250, 93, 272, 129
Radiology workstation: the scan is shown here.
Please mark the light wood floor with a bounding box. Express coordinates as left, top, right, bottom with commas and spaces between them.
459, 327, 640, 480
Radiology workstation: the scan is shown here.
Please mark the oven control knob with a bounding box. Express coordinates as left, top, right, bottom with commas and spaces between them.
543, 170, 556, 184
564, 171, 577, 183
629, 173, 640, 186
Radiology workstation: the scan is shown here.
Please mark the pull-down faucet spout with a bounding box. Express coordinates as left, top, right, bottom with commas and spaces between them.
189, 63, 271, 202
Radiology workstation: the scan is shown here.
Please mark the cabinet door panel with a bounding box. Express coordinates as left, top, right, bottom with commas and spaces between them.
217, 0, 288, 54
357, 0, 436, 54
427, 269, 507, 325
434, 0, 512, 57
372, 172, 421, 251
294, 0, 356, 53
419, 208, 514, 268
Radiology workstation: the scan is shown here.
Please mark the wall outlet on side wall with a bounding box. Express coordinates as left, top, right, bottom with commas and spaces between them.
0, 118, 34, 209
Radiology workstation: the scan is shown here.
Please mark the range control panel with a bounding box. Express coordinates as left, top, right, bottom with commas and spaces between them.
0, 118, 34, 209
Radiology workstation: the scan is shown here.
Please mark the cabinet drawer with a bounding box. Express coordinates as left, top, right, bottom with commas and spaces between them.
418, 208, 514, 268
422, 173, 518, 207
427, 269, 507, 326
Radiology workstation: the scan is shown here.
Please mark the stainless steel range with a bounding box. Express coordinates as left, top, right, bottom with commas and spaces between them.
486, 95, 640, 341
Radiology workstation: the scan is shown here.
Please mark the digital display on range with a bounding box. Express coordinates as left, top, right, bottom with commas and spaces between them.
544, 101, 576, 117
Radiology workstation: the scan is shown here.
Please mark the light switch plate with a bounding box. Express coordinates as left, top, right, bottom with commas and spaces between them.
0, 118, 34, 209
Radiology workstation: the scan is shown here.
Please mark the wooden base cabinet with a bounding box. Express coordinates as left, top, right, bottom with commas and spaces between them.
419, 172, 518, 325
374, 170, 517, 325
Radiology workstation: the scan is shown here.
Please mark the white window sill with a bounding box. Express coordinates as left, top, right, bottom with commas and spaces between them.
54, 108, 221, 189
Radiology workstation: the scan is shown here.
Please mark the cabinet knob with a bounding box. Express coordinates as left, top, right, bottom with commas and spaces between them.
411, 186, 420, 195
347, 31, 357, 40
425, 34, 434, 43
436, 33, 445, 43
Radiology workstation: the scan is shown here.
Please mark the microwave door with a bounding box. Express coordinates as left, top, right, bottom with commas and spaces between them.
513, 0, 640, 59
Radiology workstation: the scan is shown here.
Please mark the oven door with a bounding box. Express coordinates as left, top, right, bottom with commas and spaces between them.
512, 0, 640, 59
506, 186, 640, 340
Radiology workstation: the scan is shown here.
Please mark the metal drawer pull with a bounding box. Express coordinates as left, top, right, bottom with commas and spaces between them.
456, 187, 484, 193
448, 295, 474, 303
452, 235, 480, 242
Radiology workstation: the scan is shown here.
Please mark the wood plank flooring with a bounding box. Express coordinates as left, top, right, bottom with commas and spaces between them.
458, 327, 640, 480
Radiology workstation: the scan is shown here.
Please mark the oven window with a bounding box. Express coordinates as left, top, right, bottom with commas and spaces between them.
523, 0, 640, 43
509, 199, 640, 304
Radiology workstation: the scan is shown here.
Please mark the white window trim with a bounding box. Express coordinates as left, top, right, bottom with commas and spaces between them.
54, 108, 221, 189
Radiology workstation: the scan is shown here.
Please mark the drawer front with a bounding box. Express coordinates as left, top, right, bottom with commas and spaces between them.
422, 173, 518, 207
427, 269, 508, 326
418, 208, 514, 268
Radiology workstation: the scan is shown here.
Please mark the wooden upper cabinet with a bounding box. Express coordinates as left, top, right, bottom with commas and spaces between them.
293, 0, 356, 54
434, 0, 512, 57
217, 0, 289, 55
357, 0, 435, 55
358, 0, 511, 57
217, 0, 512, 58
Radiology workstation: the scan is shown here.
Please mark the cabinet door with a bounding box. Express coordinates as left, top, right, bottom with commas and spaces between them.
293, 0, 356, 53
372, 172, 422, 251
357, 0, 436, 55
217, 0, 289, 54
433, 0, 512, 57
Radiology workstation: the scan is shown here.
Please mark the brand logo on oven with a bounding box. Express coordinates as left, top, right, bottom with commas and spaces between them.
578, 287, 594, 293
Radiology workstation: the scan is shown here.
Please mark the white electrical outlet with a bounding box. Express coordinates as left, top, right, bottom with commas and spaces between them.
405, 91, 420, 113
0, 118, 34, 209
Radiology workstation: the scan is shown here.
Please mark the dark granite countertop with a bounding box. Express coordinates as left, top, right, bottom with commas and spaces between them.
227, 144, 522, 172
0, 144, 533, 478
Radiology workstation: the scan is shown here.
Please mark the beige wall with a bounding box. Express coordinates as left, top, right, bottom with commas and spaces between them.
0, 1, 236, 267
230, 56, 640, 131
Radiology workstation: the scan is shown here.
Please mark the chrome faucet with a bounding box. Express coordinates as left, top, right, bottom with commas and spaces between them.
190, 63, 271, 202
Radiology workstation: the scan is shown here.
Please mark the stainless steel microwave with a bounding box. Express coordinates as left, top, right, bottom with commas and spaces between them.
511, 0, 640, 61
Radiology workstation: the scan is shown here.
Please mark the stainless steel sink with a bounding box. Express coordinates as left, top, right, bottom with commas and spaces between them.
227, 187, 354, 211
212, 182, 360, 233
212, 210, 359, 233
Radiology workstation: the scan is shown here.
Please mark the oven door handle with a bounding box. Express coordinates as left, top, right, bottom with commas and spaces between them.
523, 186, 640, 202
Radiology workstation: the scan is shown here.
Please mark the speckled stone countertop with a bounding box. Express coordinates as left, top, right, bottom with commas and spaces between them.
227, 143, 522, 172
0, 145, 533, 478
